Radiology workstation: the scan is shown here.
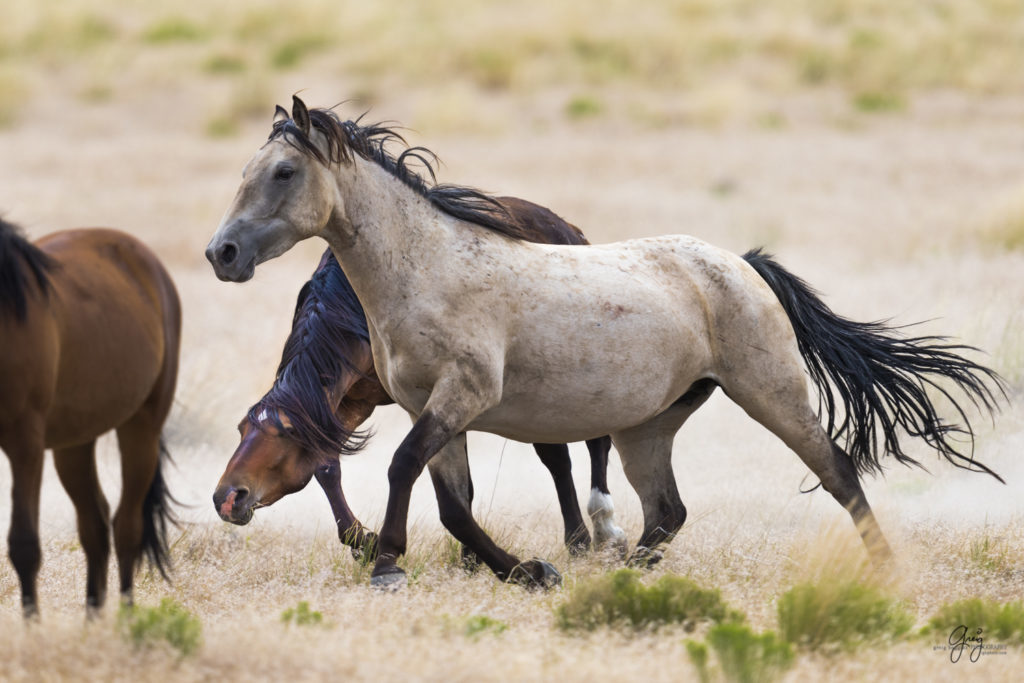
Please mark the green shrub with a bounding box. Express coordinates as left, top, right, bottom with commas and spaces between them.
464, 615, 508, 638
119, 599, 202, 656
204, 54, 247, 75
777, 581, 912, 651
923, 598, 1024, 644
851, 91, 905, 113
557, 569, 744, 632
707, 624, 794, 683
143, 18, 206, 44
270, 36, 332, 69
565, 95, 604, 120
281, 601, 323, 626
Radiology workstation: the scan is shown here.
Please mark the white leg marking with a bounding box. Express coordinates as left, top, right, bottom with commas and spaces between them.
587, 488, 627, 552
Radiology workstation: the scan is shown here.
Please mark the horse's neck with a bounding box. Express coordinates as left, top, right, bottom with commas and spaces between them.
323, 157, 460, 324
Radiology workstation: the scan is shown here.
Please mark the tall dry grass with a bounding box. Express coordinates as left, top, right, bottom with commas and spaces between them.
1, 1, 1023, 681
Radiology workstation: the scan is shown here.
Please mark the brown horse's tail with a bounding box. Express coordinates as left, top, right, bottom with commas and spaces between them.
141, 437, 179, 581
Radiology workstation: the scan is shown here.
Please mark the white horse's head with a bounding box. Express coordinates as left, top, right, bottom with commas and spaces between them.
206, 96, 344, 282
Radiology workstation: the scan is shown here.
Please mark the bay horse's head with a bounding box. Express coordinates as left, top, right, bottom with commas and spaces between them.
206, 96, 346, 283
212, 250, 375, 524
212, 411, 322, 525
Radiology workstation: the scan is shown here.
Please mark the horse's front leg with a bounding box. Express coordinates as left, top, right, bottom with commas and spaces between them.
370, 409, 457, 588
313, 457, 377, 561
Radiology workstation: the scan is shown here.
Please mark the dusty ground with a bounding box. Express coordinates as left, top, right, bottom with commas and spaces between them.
1, 2, 1023, 681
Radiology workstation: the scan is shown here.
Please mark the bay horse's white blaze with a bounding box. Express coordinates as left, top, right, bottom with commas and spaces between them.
207, 100, 1001, 586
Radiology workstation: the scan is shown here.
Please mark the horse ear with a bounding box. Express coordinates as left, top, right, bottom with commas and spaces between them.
292, 95, 311, 135
274, 104, 289, 123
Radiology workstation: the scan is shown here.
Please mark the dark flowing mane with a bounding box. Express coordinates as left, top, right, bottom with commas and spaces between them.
0, 218, 54, 321
247, 249, 372, 457
267, 98, 533, 241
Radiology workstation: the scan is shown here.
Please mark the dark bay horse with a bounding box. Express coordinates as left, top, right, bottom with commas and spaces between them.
207, 98, 1004, 589
212, 197, 626, 561
0, 220, 180, 616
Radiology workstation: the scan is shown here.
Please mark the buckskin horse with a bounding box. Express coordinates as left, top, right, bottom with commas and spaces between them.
206, 97, 1003, 589
212, 198, 626, 560
0, 219, 180, 616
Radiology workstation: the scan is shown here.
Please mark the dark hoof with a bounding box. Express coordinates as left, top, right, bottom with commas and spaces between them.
507, 559, 562, 590
566, 529, 592, 557
349, 532, 379, 563
567, 541, 591, 558
460, 545, 482, 573
626, 546, 664, 569
86, 595, 103, 621
370, 564, 406, 592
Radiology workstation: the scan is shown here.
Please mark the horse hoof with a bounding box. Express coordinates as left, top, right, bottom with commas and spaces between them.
460, 545, 482, 573
370, 566, 407, 592
626, 546, 663, 569
508, 559, 562, 590
567, 540, 591, 558
350, 532, 379, 563
566, 528, 592, 557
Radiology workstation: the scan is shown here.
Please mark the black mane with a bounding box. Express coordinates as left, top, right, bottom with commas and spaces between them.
247, 249, 372, 457
0, 218, 54, 321
267, 103, 532, 241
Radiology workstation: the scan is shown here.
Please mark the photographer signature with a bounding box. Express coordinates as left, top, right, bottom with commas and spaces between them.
949, 625, 983, 663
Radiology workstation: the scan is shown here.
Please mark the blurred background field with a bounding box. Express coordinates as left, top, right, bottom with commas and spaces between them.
1, 1, 1023, 680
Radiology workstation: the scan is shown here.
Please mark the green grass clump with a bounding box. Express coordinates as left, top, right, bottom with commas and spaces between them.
119, 599, 202, 656
464, 615, 508, 638
143, 18, 206, 44
557, 569, 744, 632
968, 536, 1014, 572
923, 598, 1024, 644
270, 36, 332, 69
281, 601, 323, 626
203, 53, 247, 75
565, 95, 604, 120
688, 624, 794, 683
777, 581, 913, 651
851, 91, 905, 113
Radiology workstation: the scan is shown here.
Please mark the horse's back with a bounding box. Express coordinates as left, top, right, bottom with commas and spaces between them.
467, 235, 731, 439
35, 229, 181, 447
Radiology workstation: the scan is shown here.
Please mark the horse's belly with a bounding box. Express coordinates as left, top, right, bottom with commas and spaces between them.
44, 300, 164, 447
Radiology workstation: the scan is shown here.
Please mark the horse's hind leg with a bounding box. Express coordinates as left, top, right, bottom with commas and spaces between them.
53, 441, 111, 613
721, 362, 892, 562
1, 422, 45, 617
113, 417, 161, 603
584, 436, 627, 553
533, 443, 591, 555
612, 381, 714, 567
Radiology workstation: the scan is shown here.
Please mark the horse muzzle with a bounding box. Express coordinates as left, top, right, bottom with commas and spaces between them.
205, 238, 256, 283
213, 485, 258, 525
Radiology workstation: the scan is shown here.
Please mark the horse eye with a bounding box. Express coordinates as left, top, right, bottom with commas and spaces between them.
274, 165, 295, 182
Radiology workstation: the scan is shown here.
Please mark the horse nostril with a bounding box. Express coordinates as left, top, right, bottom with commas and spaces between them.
234, 487, 249, 505
218, 242, 239, 266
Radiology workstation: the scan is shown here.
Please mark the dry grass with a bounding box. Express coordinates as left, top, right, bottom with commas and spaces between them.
1, 519, 1022, 681
4, 0, 1024, 136
1, 0, 1024, 681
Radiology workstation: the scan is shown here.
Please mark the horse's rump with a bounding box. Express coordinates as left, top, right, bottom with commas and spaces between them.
35, 229, 181, 446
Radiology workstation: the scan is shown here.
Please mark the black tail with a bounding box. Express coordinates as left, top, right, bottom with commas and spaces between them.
140, 437, 179, 580
743, 248, 1006, 482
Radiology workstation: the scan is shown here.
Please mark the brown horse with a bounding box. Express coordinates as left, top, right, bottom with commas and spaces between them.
0, 220, 180, 617
213, 197, 627, 564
